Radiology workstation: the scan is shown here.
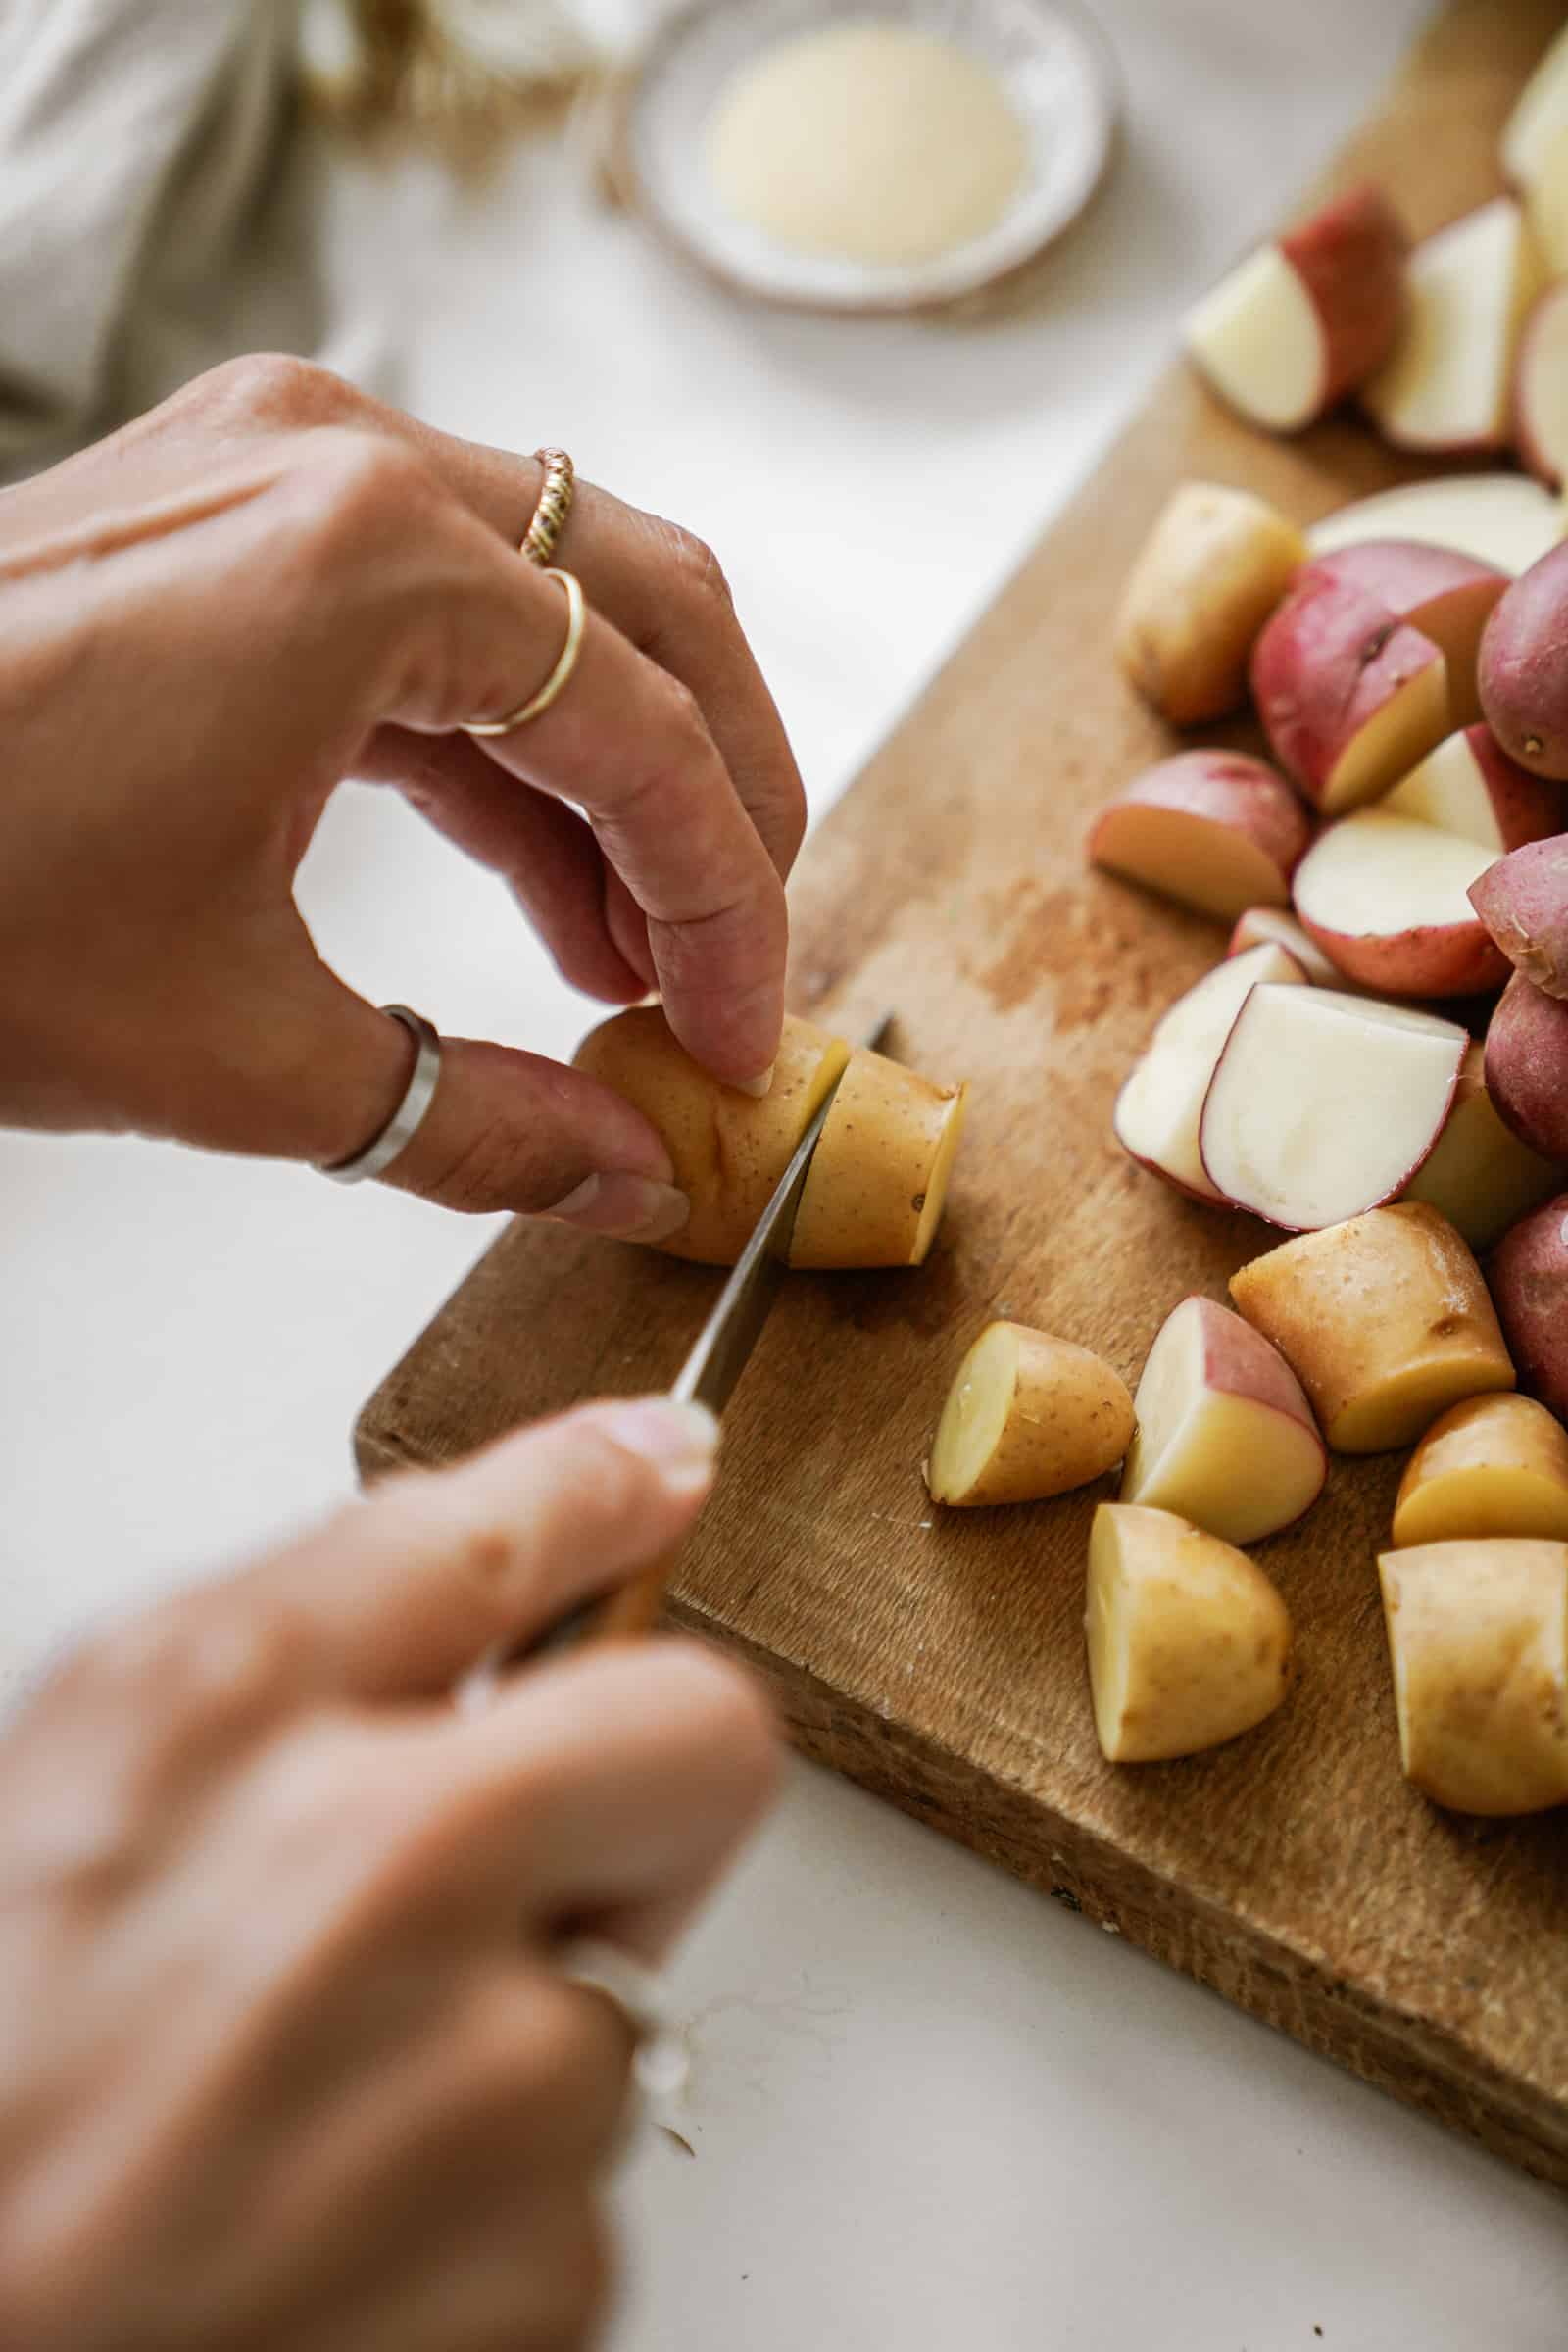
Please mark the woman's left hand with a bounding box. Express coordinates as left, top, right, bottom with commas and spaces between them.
0, 357, 807, 1231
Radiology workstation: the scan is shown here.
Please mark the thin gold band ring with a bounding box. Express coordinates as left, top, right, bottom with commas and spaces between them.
464, 566, 586, 737
522, 447, 574, 566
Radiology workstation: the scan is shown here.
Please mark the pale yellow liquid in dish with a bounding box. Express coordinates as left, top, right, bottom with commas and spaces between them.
706, 21, 1029, 269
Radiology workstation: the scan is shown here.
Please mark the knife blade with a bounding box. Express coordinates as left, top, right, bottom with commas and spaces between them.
515, 1010, 895, 1663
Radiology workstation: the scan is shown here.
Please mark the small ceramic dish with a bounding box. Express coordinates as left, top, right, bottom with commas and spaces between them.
620, 0, 1121, 315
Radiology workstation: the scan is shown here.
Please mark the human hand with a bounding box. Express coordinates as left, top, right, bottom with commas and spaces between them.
0, 1395, 775, 2349
0, 356, 807, 1235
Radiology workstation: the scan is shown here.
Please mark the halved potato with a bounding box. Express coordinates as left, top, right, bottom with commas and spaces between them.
926, 1323, 1134, 1508
1379, 1538, 1568, 1815
1086, 1503, 1293, 1762
1392, 1394, 1568, 1547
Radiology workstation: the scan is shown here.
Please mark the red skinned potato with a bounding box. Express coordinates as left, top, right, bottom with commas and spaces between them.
1513, 280, 1568, 492
1227, 906, 1343, 986
1292, 540, 1505, 726
1307, 473, 1564, 577
1113, 483, 1307, 724
1478, 541, 1568, 780
1469, 835, 1568, 999
1489, 1192, 1568, 1426
1250, 566, 1448, 814
1386, 723, 1564, 854
1291, 810, 1508, 999
1184, 181, 1407, 433
1363, 197, 1543, 456
1087, 753, 1311, 921
1485, 970, 1568, 1163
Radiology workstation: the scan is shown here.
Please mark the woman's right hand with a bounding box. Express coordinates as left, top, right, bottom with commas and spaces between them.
0, 1396, 776, 2350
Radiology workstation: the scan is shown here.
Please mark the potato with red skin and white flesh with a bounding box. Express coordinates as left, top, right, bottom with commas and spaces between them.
1200, 987, 1467, 1232
1290, 810, 1508, 999
1489, 1190, 1568, 1427
1363, 197, 1544, 456
1088, 753, 1311, 922
1112, 942, 1309, 1203
1379, 1539, 1568, 1816
1401, 1041, 1561, 1252
1226, 906, 1343, 985
1113, 483, 1307, 724
1086, 1504, 1293, 1764
1250, 566, 1448, 815
1288, 540, 1505, 727
1228, 1202, 1515, 1454
1485, 971, 1568, 1165
1385, 723, 1564, 854
926, 1323, 1135, 1508
1393, 1394, 1568, 1548
1469, 836, 1568, 1001
1478, 541, 1568, 781
1307, 473, 1565, 578
1120, 1296, 1326, 1544
788, 1047, 967, 1270
1184, 181, 1407, 433
1513, 281, 1568, 492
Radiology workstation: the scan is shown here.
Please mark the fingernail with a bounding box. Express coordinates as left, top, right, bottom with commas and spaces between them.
733, 1063, 775, 1100
600, 1397, 720, 1494
542, 1172, 690, 1243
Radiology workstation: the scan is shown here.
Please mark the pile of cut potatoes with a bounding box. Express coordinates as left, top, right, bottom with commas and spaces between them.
577, 41, 1568, 1825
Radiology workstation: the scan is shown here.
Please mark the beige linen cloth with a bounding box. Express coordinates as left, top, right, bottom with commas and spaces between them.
0, 0, 337, 483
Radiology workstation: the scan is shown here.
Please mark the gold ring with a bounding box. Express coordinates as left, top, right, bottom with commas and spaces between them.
464, 567, 586, 737
522, 447, 574, 566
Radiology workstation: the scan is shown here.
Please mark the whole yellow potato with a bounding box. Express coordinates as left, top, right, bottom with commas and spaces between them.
573, 1007, 849, 1265
926, 1322, 1134, 1507
1393, 1393, 1568, 1548
1085, 1503, 1293, 1763
1378, 1538, 1568, 1815
789, 1047, 967, 1270
1228, 1203, 1514, 1453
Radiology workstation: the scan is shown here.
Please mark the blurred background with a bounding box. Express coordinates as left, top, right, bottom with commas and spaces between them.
3, 3, 1567, 2345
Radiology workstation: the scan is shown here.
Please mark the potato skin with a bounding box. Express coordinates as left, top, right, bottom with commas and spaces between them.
573, 1007, 849, 1264
1469, 833, 1568, 999
1113, 483, 1306, 725
1478, 540, 1568, 779
1378, 1539, 1568, 1815
1393, 1393, 1568, 1546
927, 1323, 1134, 1507
1278, 180, 1410, 405
789, 1048, 966, 1270
1489, 1191, 1568, 1426
1229, 1202, 1514, 1453
1484, 970, 1568, 1162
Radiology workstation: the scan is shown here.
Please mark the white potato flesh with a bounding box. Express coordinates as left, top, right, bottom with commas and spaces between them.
1086, 1503, 1293, 1763
1121, 1296, 1326, 1544
1502, 24, 1568, 189
1112, 943, 1308, 1200
1385, 729, 1504, 848
1306, 473, 1564, 575
927, 1322, 1135, 1507
1292, 810, 1496, 941
1515, 280, 1568, 492
1200, 985, 1467, 1230
1184, 245, 1323, 432
1363, 198, 1544, 451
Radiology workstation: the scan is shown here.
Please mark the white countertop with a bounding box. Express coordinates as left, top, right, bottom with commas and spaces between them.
5, 1, 1567, 2340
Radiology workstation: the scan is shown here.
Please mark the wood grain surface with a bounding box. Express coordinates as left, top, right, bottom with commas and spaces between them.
359, 0, 1568, 2189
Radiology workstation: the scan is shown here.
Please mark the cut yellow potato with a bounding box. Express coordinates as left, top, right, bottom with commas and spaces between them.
1086, 1503, 1292, 1763
1392, 1394, 1568, 1548
1378, 1539, 1568, 1816
1113, 482, 1307, 725
1400, 1041, 1561, 1251
789, 1047, 967, 1269
926, 1323, 1134, 1508
1120, 1295, 1326, 1544
574, 1007, 849, 1265
1229, 1203, 1514, 1453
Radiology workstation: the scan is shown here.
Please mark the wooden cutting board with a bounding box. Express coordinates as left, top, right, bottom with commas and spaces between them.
359, 0, 1568, 2189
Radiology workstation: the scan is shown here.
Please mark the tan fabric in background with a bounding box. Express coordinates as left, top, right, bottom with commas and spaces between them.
0, 0, 331, 481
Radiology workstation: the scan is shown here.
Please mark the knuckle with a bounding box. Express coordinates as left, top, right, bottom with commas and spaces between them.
406, 1111, 525, 1215
293, 427, 439, 563
661, 519, 734, 612
191, 350, 361, 430
87, 1592, 307, 1749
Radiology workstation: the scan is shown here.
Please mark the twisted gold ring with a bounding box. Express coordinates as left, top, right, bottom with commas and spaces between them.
522, 447, 574, 566
464, 566, 586, 737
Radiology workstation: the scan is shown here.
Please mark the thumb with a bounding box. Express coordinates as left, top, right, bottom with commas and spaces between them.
239, 1396, 721, 1700
239, 942, 689, 1235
